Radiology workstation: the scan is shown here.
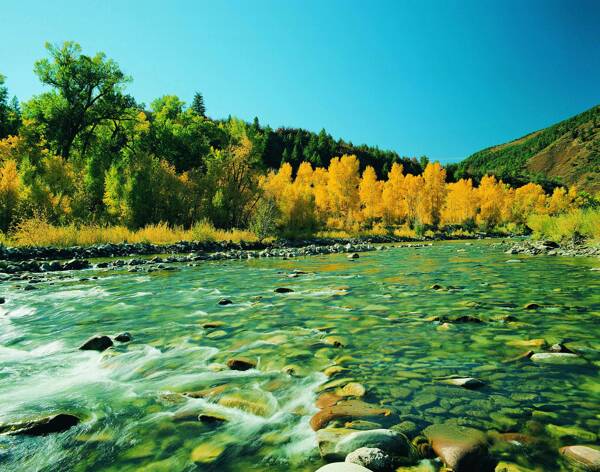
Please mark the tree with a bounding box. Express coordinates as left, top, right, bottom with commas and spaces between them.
26, 41, 134, 159
359, 165, 383, 222
417, 162, 447, 227
249, 197, 279, 241
381, 163, 406, 223
191, 92, 206, 117
0, 159, 21, 232
0, 75, 21, 139
441, 178, 477, 226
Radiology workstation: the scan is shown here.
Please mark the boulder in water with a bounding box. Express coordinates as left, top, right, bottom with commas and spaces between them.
274, 287, 294, 293
311, 400, 392, 431
315, 463, 372, 472
559, 445, 600, 470
423, 423, 495, 472
530, 352, 585, 364
226, 357, 256, 371
441, 377, 485, 389
317, 427, 413, 461
79, 335, 113, 352
218, 298, 233, 306
0, 413, 80, 436
345, 447, 394, 472
114, 332, 132, 343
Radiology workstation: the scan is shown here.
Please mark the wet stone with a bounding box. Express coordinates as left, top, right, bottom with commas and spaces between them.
79, 335, 113, 352
226, 357, 256, 371
0, 413, 81, 436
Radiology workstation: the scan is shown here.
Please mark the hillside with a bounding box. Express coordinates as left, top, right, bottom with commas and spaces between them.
456, 104, 600, 193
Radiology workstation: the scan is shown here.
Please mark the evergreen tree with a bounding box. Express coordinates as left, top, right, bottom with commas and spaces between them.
191, 92, 206, 117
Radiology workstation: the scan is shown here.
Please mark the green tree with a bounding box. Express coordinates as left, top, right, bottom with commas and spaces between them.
191, 92, 206, 117
26, 41, 134, 159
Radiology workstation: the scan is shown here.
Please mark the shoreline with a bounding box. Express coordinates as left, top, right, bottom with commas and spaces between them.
0, 233, 503, 276
1, 233, 597, 278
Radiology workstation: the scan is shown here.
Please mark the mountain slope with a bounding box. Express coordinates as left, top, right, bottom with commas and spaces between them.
457, 104, 600, 193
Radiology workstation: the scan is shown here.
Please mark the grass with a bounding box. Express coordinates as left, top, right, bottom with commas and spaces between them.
1, 217, 258, 248
527, 209, 600, 243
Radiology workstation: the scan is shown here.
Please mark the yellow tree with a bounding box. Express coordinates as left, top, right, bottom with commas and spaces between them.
547, 186, 576, 215
476, 175, 509, 229
312, 166, 330, 223
511, 182, 547, 224
359, 166, 383, 223
382, 163, 407, 223
326, 154, 360, 228
403, 173, 424, 225
0, 159, 22, 232
441, 178, 478, 226
416, 162, 446, 226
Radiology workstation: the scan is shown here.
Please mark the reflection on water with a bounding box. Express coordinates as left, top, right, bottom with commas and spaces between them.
0, 240, 598, 471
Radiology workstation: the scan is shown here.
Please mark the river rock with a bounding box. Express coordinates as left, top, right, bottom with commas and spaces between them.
546, 424, 597, 442
549, 343, 574, 353
114, 332, 132, 342
423, 424, 494, 472
315, 463, 372, 472
530, 352, 585, 364
79, 335, 113, 352
226, 357, 256, 371
559, 445, 600, 471
0, 413, 80, 436
348, 253, 360, 259
523, 303, 540, 310
218, 298, 233, 305
311, 400, 392, 431
317, 427, 413, 461
336, 382, 366, 397
345, 447, 394, 471
274, 287, 294, 293
190, 442, 225, 463
441, 377, 485, 389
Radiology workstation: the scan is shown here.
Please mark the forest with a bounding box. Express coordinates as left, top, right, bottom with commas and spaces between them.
0, 42, 596, 246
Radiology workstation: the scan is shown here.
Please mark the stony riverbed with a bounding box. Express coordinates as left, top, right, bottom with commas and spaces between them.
0, 240, 598, 471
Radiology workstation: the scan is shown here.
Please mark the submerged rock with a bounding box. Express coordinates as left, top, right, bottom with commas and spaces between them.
311, 400, 392, 431
114, 332, 132, 343
0, 413, 80, 436
530, 352, 585, 364
348, 253, 360, 259
423, 423, 495, 472
345, 447, 394, 471
317, 427, 413, 461
218, 298, 233, 306
441, 377, 485, 389
315, 463, 371, 472
274, 287, 294, 293
226, 357, 256, 371
190, 442, 225, 463
523, 303, 540, 310
79, 335, 113, 352
559, 445, 600, 471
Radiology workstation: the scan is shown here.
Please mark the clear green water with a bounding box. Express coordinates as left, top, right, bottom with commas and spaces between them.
0, 240, 598, 471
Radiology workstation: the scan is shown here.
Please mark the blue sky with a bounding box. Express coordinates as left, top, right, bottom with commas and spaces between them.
1, 0, 599, 162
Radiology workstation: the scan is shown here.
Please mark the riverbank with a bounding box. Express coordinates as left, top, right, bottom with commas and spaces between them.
503, 239, 600, 258
0, 233, 502, 276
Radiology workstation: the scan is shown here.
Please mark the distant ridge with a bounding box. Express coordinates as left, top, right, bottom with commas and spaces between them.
457, 104, 600, 193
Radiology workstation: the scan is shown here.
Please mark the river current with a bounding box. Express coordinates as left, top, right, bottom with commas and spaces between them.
0, 240, 598, 471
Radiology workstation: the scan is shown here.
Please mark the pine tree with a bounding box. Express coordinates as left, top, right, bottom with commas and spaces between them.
191, 92, 206, 117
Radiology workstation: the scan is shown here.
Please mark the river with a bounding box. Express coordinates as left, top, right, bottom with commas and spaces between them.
0, 240, 598, 471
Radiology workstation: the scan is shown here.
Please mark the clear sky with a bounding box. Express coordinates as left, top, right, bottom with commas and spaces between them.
1, 0, 599, 162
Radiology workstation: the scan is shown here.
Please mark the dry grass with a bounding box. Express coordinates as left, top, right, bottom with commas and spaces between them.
527, 209, 600, 243
2, 217, 258, 248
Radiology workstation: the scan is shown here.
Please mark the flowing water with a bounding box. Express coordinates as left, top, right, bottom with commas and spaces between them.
0, 240, 599, 471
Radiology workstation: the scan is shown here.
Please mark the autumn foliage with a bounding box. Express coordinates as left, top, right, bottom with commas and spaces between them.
261, 155, 581, 235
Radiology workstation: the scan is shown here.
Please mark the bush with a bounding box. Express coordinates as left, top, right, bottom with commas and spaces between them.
527, 209, 600, 243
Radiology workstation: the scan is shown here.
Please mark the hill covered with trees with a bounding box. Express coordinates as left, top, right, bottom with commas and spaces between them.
453, 104, 600, 193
